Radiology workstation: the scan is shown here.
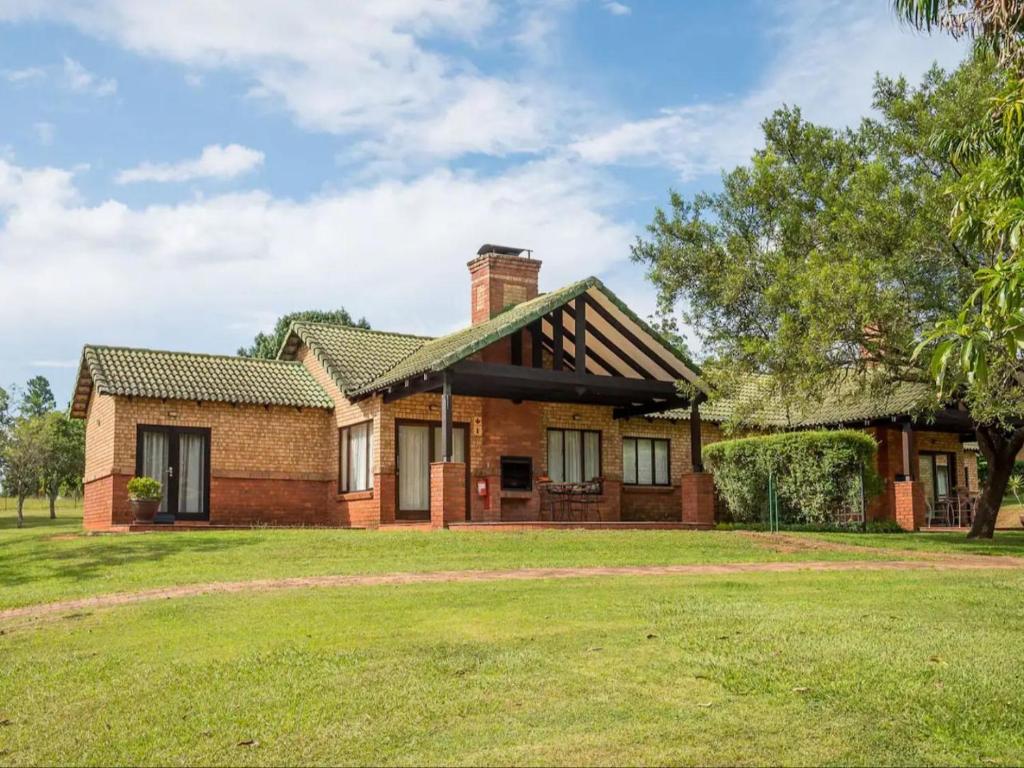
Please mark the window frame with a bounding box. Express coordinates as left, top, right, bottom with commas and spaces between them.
622, 436, 671, 487
339, 420, 374, 494
546, 427, 602, 483
918, 450, 957, 503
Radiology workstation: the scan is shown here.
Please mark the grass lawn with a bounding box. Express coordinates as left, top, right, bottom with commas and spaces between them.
3, 500, 1024, 765
0, 498, 946, 612
2, 569, 1024, 766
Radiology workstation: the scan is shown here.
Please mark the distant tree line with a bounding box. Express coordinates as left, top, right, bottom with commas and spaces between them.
0, 375, 85, 527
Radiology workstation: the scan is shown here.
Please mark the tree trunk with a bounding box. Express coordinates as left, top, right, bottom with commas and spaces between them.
48, 490, 57, 519
971, 424, 1024, 539
16, 495, 24, 529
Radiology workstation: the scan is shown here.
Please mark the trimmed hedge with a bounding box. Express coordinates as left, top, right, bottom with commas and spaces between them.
703, 430, 881, 526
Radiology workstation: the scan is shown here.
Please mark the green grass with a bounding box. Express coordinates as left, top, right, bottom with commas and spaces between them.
4, 504, 1024, 764
0, 499, 881, 612
2, 498, 1024, 612
2, 570, 1023, 766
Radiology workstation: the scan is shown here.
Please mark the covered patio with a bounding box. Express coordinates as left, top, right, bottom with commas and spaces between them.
352, 281, 715, 528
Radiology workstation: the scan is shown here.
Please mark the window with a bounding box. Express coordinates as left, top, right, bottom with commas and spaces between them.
547, 429, 601, 482
340, 421, 373, 493
623, 437, 670, 486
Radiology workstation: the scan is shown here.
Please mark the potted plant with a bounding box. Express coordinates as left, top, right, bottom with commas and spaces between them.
127, 476, 163, 523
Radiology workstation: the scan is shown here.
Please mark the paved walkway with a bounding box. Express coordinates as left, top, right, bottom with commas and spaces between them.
3, 554, 1022, 623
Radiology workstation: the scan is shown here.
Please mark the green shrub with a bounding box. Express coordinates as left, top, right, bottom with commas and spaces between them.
703, 430, 881, 526
126, 476, 162, 502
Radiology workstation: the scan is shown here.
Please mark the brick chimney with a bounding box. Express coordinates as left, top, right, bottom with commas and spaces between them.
467, 244, 541, 325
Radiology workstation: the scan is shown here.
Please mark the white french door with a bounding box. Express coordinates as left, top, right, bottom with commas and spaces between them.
396, 422, 467, 518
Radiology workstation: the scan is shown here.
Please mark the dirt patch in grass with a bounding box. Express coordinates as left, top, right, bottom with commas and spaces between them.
3, 555, 1022, 626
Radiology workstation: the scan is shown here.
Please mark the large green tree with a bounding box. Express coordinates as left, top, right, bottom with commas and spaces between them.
39, 412, 85, 519
237, 309, 370, 359
19, 375, 56, 419
1, 416, 49, 527
891, 0, 1024, 536
633, 56, 1012, 536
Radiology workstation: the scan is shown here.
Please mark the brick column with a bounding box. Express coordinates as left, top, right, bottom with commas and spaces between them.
430, 462, 467, 529
376, 472, 396, 525
681, 472, 716, 528
894, 479, 925, 531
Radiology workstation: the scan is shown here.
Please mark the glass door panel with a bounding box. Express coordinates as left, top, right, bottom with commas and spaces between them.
431, 426, 466, 463
918, 455, 936, 510
139, 429, 170, 513
398, 424, 431, 512
178, 432, 207, 516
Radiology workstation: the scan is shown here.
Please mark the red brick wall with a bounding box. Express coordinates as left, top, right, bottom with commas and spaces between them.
468, 253, 541, 325
895, 479, 925, 531
622, 487, 681, 521
82, 473, 132, 531
681, 472, 715, 527
430, 461, 467, 528
209, 477, 332, 526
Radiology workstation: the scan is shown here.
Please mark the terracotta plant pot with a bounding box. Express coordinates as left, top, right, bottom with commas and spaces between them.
130, 498, 161, 523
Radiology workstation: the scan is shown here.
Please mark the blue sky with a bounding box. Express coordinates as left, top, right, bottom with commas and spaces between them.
0, 0, 966, 406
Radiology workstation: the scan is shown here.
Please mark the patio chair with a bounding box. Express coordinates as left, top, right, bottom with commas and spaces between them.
928, 496, 956, 527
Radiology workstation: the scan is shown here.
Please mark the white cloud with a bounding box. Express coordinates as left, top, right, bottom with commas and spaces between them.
33, 121, 55, 145
571, 0, 968, 179
62, 56, 117, 96
116, 144, 265, 184
0, 1, 565, 161
603, 2, 631, 16
0, 155, 632, 391
2, 66, 45, 84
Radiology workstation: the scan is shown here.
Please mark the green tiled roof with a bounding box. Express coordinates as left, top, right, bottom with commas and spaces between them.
71, 345, 333, 417
281, 323, 429, 396
278, 277, 702, 399
659, 374, 935, 428
353, 278, 600, 395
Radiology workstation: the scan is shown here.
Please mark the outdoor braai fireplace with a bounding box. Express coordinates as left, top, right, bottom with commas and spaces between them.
500, 456, 533, 491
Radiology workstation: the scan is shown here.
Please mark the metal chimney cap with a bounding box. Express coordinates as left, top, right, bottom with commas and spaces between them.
477, 243, 531, 258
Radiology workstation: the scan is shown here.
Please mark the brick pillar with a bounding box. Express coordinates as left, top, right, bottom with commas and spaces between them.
430, 462, 467, 529
681, 472, 715, 528
376, 472, 396, 525
894, 479, 925, 531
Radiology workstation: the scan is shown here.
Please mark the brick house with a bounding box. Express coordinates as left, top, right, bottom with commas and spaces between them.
72, 245, 976, 532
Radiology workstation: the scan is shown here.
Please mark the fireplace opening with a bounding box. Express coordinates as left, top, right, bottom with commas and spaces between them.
501, 456, 533, 491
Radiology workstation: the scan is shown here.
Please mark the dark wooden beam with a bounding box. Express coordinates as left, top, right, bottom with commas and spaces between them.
530, 320, 543, 368
449, 360, 678, 400
583, 321, 656, 380
584, 295, 686, 380
510, 327, 523, 366
901, 422, 913, 479
690, 398, 704, 472
381, 372, 443, 403
542, 328, 620, 378
612, 396, 691, 420
441, 371, 453, 462
552, 311, 564, 371
573, 296, 586, 375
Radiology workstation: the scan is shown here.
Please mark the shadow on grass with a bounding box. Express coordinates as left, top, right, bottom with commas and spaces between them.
0, 511, 259, 594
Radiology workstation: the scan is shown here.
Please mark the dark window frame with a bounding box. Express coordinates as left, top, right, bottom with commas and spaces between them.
339, 420, 374, 494
622, 436, 671, 487
394, 418, 471, 519
134, 424, 211, 520
546, 428, 602, 483
918, 450, 958, 501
